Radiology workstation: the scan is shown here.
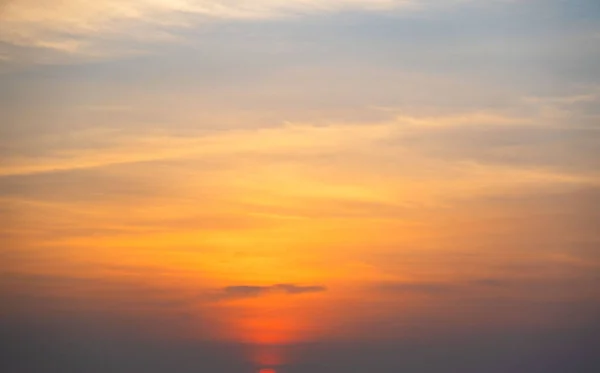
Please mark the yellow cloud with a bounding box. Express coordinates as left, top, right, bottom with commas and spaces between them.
0, 121, 395, 176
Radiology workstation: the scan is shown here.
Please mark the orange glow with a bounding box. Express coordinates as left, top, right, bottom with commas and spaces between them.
249, 344, 287, 367
232, 309, 304, 345
259, 369, 277, 373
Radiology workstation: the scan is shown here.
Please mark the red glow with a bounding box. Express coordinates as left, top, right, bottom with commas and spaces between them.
259, 369, 276, 373
249, 343, 287, 367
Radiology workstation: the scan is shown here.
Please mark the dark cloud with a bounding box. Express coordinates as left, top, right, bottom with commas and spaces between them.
213, 283, 327, 301
272, 283, 327, 294
377, 282, 454, 295
377, 278, 512, 296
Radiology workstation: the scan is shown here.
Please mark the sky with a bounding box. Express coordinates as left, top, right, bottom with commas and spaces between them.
1, 0, 600, 372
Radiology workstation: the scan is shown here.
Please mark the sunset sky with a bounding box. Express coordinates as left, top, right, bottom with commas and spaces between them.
1, 1, 599, 372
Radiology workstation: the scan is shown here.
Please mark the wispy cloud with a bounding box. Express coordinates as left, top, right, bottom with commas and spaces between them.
375, 278, 512, 296
0, 0, 417, 59
211, 283, 327, 301
0, 122, 395, 176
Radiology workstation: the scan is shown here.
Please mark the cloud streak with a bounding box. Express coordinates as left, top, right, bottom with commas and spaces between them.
0, 0, 417, 58
0, 122, 395, 176
212, 283, 327, 300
